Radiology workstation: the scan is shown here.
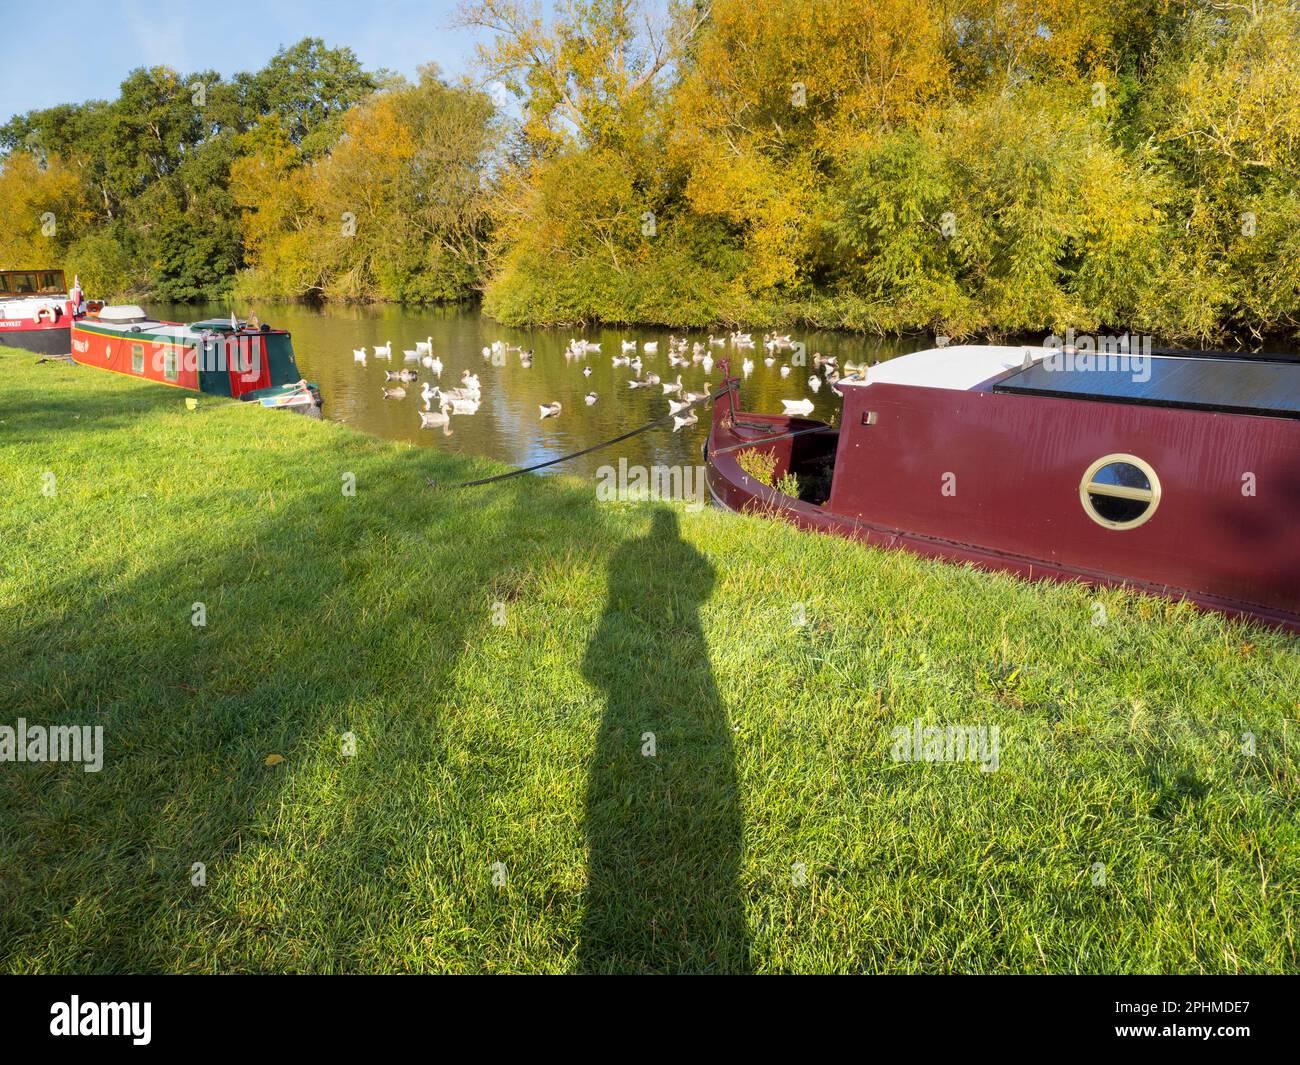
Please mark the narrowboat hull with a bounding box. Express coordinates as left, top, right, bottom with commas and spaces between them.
69, 311, 320, 410
0, 321, 74, 355
705, 372, 1300, 633
0, 268, 78, 355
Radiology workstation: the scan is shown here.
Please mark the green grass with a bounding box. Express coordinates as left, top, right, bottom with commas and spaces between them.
2, 346, 1298, 974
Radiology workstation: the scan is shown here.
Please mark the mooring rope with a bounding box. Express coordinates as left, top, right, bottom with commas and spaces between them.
431, 382, 736, 490
710, 423, 835, 456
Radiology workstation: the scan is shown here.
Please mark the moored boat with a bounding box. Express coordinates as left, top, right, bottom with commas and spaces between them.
70, 306, 321, 411
705, 345, 1300, 631
0, 269, 81, 355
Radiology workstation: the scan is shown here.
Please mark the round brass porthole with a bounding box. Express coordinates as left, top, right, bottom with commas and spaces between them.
1079, 454, 1161, 530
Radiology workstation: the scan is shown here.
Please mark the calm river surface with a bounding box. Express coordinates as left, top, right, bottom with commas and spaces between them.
147, 302, 925, 479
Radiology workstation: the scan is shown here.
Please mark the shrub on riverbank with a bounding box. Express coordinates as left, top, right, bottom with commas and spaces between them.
3, 346, 1298, 973
477, 0, 1300, 341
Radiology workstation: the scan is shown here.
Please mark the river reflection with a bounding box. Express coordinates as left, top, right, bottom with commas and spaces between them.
145, 301, 926, 479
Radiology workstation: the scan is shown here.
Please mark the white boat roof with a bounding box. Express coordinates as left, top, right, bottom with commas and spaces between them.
841, 345, 1054, 392
83, 318, 194, 339
97, 304, 149, 322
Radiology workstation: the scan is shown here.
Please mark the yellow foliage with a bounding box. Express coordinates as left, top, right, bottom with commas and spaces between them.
0, 153, 92, 269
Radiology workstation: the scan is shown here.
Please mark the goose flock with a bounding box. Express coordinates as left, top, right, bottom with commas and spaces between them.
347, 328, 846, 437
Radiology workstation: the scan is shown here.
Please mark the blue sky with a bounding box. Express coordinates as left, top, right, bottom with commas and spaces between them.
5, 0, 486, 122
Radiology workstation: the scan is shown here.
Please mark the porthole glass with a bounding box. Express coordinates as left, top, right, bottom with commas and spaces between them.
1080, 455, 1161, 530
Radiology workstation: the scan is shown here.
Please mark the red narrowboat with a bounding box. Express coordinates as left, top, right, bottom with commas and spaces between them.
705, 345, 1300, 632
70, 306, 320, 411
0, 268, 80, 355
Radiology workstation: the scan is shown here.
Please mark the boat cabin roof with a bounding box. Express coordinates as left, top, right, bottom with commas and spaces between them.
82, 307, 284, 340
842, 345, 1053, 391
994, 352, 1300, 419
843, 344, 1300, 420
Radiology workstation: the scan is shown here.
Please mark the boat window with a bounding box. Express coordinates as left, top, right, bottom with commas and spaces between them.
38, 272, 64, 293
1079, 455, 1161, 530
131, 343, 144, 373
163, 348, 178, 382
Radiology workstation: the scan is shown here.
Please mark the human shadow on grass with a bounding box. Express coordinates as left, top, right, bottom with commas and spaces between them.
579, 507, 748, 973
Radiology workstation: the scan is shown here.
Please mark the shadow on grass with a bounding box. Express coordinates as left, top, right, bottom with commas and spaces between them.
0, 361, 210, 442
579, 508, 748, 973
2, 381, 750, 971
0, 438, 593, 972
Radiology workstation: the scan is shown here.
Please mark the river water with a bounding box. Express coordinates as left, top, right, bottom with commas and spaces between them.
147, 302, 924, 479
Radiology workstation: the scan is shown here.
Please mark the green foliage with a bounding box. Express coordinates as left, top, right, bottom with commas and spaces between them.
775, 471, 800, 499
735, 447, 778, 486
828, 90, 1167, 335
0, 39, 377, 302
234, 67, 496, 303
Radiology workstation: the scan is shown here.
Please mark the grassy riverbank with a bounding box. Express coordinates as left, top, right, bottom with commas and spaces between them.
2, 345, 1298, 974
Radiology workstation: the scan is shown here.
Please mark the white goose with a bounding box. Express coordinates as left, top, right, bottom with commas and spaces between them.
373, 341, 392, 358
353, 348, 367, 363
443, 395, 481, 415
419, 408, 450, 428
539, 402, 562, 419
415, 337, 433, 353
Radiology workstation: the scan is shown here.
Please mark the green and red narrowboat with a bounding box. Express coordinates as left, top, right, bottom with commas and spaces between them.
705, 344, 1300, 632
70, 306, 320, 411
